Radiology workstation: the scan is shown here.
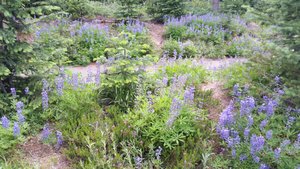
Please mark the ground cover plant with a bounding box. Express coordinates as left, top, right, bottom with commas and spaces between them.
0, 0, 299, 168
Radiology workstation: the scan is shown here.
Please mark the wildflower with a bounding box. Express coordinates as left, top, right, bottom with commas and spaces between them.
56, 131, 63, 148
16, 101, 24, 114
155, 146, 163, 160
55, 76, 64, 96
42, 79, 48, 91
274, 76, 280, 84
162, 77, 168, 87
247, 115, 254, 127
24, 87, 30, 95
72, 73, 79, 89
260, 163, 270, 169
239, 154, 247, 161
42, 124, 51, 140
231, 148, 236, 157
18, 113, 25, 124
240, 97, 255, 116
233, 84, 241, 97
86, 68, 93, 83
259, 119, 268, 131
244, 128, 250, 139
253, 155, 260, 163
266, 130, 272, 140
11, 88, 16, 97
218, 102, 235, 128
166, 98, 182, 127
173, 50, 177, 58
134, 156, 143, 169
220, 128, 230, 140
1, 116, 10, 129
184, 86, 195, 104
286, 116, 295, 128
280, 139, 291, 148
13, 122, 20, 137
266, 99, 277, 117
42, 89, 49, 110
250, 134, 265, 159
147, 91, 154, 113
274, 148, 281, 160
95, 61, 101, 86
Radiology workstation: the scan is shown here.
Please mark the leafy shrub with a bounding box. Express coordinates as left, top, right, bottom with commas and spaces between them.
164, 25, 187, 40
163, 39, 197, 58
161, 60, 207, 86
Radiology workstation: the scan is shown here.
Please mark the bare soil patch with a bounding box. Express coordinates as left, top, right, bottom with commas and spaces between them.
19, 136, 69, 169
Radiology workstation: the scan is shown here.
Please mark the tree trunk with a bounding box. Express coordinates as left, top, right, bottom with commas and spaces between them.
212, 0, 220, 11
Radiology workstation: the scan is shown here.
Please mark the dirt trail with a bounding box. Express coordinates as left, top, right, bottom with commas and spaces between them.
19, 136, 69, 169
201, 81, 231, 122
145, 22, 165, 50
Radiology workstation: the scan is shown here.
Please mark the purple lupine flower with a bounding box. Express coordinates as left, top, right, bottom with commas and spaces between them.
16, 101, 24, 114
218, 102, 235, 128
1, 116, 10, 129
173, 50, 177, 58
95, 61, 101, 86
240, 97, 255, 116
18, 113, 25, 124
134, 156, 143, 169
266, 130, 272, 140
42, 124, 51, 140
166, 98, 182, 127
147, 91, 154, 113
274, 148, 281, 159
280, 139, 291, 148
247, 115, 254, 127
266, 99, 277, 117
260, 164, 270, 169
233, 84, 241, 97
11, 88, 17, 97
274, 76, 280, 84
220, 128, 230, 140
42, 79, 49, 91
24, 87, 30, 95
42, 89, 49, 110
286, 116, 296, 128
231, 148, 236, 157
260, 119, 268, 131
184, 86, 195, 104
252, 155, 260, 163
298, 133, 300, 142
239, 154, 247, 161
155, 146, 163, 160
56, 131, 63, 148
72, 73, 79, 89
86, 68, 93, 83
55, 76, 64, 96
250, 134, 265, 157
244, 128, 250, 139
162, 77, 168, 87
13, 122, 20, 137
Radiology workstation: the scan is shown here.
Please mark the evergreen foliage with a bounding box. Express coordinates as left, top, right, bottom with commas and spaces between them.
146, 0, 186, 22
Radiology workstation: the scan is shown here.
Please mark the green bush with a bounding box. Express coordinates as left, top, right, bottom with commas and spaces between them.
162, 60, 207, 86
164, 25, 187, 40
163, 39, 197, 58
